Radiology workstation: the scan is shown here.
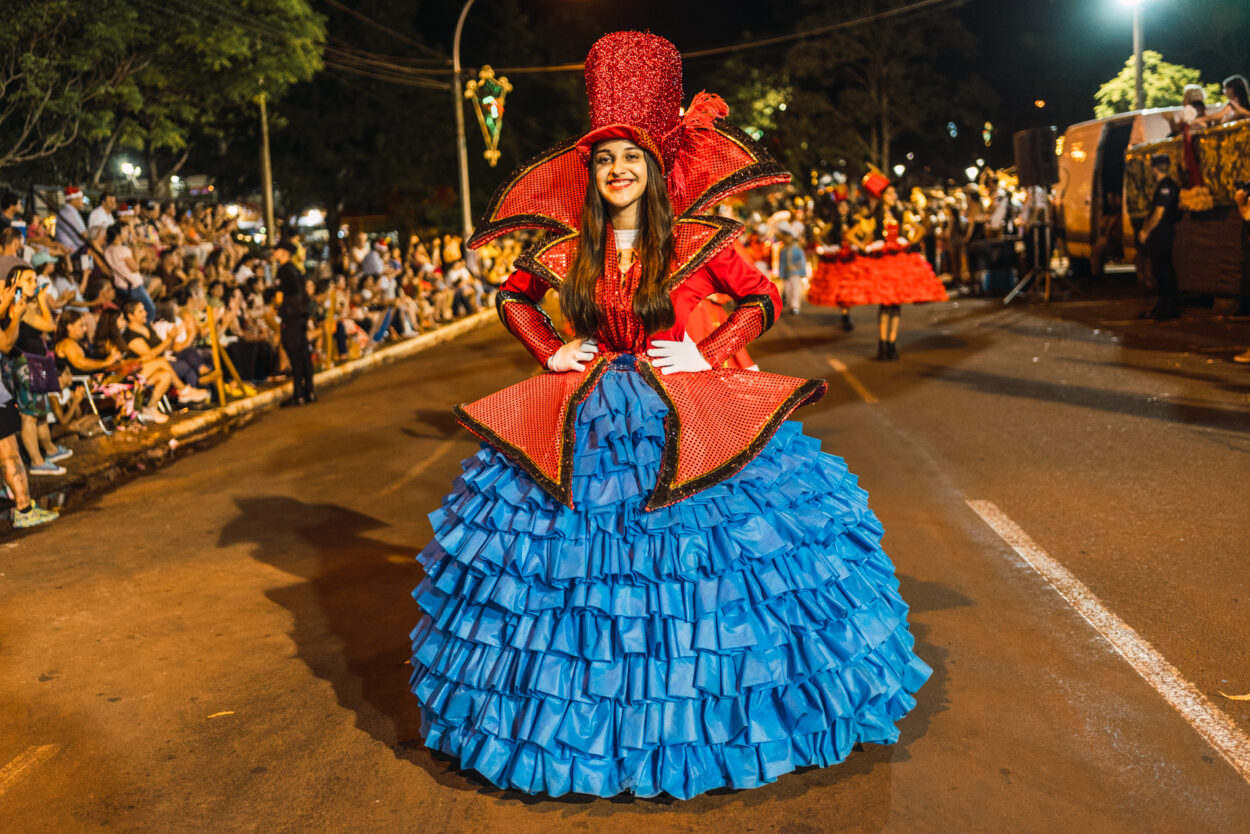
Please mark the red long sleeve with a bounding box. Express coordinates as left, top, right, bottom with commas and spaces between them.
695, 247, 779, 368
497, 270, 564, 367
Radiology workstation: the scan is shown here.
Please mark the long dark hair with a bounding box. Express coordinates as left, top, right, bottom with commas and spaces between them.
54, 310, 87, 345
561, 148, 675, 337
1224, 75, 1250, 110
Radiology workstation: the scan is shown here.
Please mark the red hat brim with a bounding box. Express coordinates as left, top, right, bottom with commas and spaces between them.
574, 124, 664, 170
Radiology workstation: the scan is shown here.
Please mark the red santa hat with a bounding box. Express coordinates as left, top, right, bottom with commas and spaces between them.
64, 186, 83, 201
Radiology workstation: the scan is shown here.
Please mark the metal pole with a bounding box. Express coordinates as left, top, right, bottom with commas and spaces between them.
453, 0, 477, 240
1133, 6, 1145, 111
259, 93, 276, 246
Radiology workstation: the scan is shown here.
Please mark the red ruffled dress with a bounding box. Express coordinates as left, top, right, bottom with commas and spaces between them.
833, 219, 948, 308
808, 244, 864, 308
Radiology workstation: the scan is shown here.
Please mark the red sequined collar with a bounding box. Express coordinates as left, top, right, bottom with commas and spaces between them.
466, 121, 789, 282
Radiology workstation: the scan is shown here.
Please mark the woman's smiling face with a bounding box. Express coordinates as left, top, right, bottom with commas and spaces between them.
593, 140, 648, 215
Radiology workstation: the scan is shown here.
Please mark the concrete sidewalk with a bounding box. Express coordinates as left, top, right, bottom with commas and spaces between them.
12, 309, 496, 526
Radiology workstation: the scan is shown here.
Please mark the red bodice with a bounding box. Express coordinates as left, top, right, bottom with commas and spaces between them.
497, 243, 778, 369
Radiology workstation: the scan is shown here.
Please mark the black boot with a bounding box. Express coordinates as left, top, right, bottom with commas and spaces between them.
841, 313, 854, 332
876, 340, 888, 360
887, 340, 899, 360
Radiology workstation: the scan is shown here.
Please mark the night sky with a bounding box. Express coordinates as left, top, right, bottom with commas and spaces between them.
437, 0, 1248, 169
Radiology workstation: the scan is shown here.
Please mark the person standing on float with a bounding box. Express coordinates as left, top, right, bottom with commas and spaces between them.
839, 174, 948, 359
408, 31, 931, 800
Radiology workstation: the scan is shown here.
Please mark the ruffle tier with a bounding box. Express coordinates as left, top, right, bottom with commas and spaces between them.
808, 256, 863, 308
832, 250, 949, 308
410, 358, 930, 799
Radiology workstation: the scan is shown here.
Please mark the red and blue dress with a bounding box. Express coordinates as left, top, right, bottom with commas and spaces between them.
409, 116, 931, 800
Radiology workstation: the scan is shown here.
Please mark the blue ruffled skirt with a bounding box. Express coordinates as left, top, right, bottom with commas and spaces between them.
410, 358, 930, 799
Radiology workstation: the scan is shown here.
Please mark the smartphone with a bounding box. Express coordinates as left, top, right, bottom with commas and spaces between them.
13, 287, 22, 302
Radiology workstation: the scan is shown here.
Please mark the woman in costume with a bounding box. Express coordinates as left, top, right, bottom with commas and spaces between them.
409, 32, 930, 800
837, 174, 948, 360
807, 196, 859, 332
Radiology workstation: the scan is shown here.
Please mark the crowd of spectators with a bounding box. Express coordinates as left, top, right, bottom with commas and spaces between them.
0, 185, 516, 528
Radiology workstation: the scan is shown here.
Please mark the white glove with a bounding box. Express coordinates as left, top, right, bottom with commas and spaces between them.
896, 236, 910, 247
817, 244, 841, 255
866, 240, 886, 253
646, 332, 712, 375
546, 337, 598, 372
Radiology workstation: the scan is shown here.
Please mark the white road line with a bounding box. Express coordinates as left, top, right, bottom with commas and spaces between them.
0, 744, 60, 797
967, 499, 1250, 785
826, 357, 878, 405
378, 438, 457, 496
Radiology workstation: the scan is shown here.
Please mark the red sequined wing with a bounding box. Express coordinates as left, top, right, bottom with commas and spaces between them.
455, 359, 610, 508
670, 122, 791, 219
638, 365, 827, 510
467, 138, 586, 249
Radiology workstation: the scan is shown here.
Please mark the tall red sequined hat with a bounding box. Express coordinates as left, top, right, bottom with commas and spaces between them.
467, 31, 791, 286
574, 32, 682, 171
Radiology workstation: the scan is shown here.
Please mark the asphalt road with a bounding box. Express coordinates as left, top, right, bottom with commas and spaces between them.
2, 297, 1249, 833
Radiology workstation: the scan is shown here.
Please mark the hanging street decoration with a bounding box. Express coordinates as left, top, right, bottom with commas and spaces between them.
465, 65, 512, 167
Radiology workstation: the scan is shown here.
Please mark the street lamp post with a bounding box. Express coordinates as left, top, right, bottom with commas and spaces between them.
453, 0, 478, 241
1125, 0, 1145, 111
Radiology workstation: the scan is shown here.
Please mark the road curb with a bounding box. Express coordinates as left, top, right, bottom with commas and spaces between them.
171, 308, 495, 439
25, 309, 496, 516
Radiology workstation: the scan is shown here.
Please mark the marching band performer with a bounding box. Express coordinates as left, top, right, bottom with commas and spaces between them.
837, 172, 949, 359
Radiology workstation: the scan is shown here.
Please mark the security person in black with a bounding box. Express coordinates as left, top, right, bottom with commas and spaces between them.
274, 240, 316, 406
1138, 153, 1181, 320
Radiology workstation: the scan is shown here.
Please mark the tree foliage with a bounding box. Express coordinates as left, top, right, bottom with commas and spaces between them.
0, 1, 143, 171
1094, 51, 1221, 118
751, 0, 985, 183
0, 0, 325, 189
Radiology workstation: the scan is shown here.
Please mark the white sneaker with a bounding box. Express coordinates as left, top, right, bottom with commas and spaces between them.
27, 461, 67, 476
177, 387, 209, 404
139, 407, 169, 424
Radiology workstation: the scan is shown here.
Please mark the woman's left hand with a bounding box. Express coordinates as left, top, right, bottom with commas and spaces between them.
647, 333, 712, 375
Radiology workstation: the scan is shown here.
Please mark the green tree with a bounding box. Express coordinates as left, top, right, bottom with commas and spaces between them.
1093, 51, 1221, 118
767, 0, 984, 182
100, 0, 325, 194
0, 1, 144, 173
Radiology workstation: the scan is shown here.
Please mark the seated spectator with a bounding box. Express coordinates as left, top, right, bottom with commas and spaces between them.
181, 204, 214, 265
219, 288, 278, 382
119, 299, 209, 418
348, 231, 371, 274
157, 201, 185, 251
155, 249, 189, 299
1200, 75, 1250, 126
357, 242, 387, 279
0, 192, 23, 232
48, 363, 88, 436
54, 310, 140, 429
104, 223, 157, 321
152, 300, 220, 391
445, 258, 480, 318
87, 192, 116, 233
53, 310, 122, 375
234, 253, 261, 284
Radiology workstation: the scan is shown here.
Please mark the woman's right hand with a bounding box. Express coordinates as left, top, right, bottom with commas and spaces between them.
546, 337, 598, 372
